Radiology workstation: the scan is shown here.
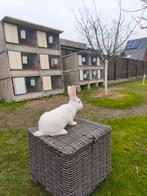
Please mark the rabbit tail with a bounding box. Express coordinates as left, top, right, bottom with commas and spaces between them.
33, 131, 42, 137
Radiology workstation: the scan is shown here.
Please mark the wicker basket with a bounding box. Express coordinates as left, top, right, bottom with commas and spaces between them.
28, 118, 111, 196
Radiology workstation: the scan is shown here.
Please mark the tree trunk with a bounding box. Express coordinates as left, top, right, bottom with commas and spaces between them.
105, 60, 108, 94
143, 74, 146, 85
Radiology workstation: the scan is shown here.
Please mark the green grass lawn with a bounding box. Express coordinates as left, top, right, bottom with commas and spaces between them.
0, 116, 146, 196
80, 79, 147, 109
0, 100, 26, 112
0, 80, 147, 196
90, 116, 147, 196
81, 89, 142, 109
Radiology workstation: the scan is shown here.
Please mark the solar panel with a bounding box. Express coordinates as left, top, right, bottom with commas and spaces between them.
125, 39, 140, 50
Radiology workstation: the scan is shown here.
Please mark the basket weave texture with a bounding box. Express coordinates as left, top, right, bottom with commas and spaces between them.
28, 118, 111, 196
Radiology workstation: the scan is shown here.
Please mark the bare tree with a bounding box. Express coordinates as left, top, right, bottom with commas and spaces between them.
138, 0, 147, 29
73, 0, 142, 94
123, 0, 147, 29
123, 0, 147, 84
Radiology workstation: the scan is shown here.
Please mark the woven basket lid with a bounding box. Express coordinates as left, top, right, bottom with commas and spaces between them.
28, 118, 111, 155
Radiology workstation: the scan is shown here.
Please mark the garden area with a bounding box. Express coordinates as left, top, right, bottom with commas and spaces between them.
0, 80, 147, 196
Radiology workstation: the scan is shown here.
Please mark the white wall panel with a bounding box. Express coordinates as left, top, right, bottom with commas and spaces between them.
79, 70, 84, 81
37, 31, 47, 48
89, 70, 92, 80
8, 51, 22, 69
97, 57, 100, 66
4, 23, 19, 43
78, 55, 82, 66
42, 76, 52, 91
40, 54, 49, 69
13, 77, 26, 95
98, 70, 101, 79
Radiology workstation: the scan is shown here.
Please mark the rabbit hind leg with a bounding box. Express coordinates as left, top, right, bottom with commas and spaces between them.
53, 129, 68, 136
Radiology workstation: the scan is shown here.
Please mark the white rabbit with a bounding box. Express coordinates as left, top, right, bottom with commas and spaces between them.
33, 86, 83, 137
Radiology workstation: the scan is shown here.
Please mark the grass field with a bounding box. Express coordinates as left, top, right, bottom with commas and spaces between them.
81, 89, 143, 109
0, 80, 147, 196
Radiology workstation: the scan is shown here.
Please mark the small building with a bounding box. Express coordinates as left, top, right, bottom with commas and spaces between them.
61, 39, 104, 90
60, 38, 87, 56
123, 37, 147, 62
0, 16, 64, 102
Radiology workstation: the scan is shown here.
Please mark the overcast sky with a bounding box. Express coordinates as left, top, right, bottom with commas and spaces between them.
0, 0, 147, 43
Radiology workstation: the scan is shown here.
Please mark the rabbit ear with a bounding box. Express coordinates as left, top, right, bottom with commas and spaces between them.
71, 85, 77, 97
68, 86, 77, 99
67, 86, 72, 98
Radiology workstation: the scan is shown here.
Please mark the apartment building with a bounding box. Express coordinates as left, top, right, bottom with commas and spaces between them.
0, 16, 64, 101
61, 39, 104, 91
61, 38, 87, 56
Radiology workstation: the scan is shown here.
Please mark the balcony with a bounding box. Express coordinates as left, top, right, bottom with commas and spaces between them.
78, 52, 101, 67
49, 56, 62, 69
79, 70, 98, 81
13, 76, 41, 96
18, 26, 36, 47
51, 75, 63, 90
78, 54, 89, 66
46, 33, 60, 49
21, 53, 39, 70
91, 56, 99, 66
25, 76, 41, 93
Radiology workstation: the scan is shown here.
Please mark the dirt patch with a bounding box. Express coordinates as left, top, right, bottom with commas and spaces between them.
94, 91, 126, 100
0, 93, 147, 130
0, 95, 68, 130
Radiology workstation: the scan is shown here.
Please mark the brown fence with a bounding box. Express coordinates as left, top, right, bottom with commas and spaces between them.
108, 57, 147, 81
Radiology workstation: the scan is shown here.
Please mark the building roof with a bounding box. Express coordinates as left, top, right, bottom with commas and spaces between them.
60, 38, 87, 49
124, 37, 147, 61
1, 16, 63, 34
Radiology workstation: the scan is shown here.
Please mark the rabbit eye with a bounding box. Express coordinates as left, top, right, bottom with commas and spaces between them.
78, 101, 80, 103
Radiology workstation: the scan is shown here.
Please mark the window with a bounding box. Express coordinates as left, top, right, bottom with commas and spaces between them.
30, 78, 36, 86
83, 73, 87, 79
48, 35, 53, 44
92, 57, 96, 62
25, 77, 41, 93
93, 70, 97, 76
89, 70, 92, 79
50, 57, 60, 69
83, 70, 88, 80
82, 57, 86, 62
51, 58, 58, 65
21, 53, 38, 70
20, 30, 26, 39
22, 56, 28, 64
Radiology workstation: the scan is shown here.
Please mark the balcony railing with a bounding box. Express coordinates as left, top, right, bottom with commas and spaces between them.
50, 64, 62, 70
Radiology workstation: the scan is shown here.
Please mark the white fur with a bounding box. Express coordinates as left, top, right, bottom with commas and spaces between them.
33, 86, 83, 137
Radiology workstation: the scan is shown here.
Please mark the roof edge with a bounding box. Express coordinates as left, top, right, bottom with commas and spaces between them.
2, 16, 63, 34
